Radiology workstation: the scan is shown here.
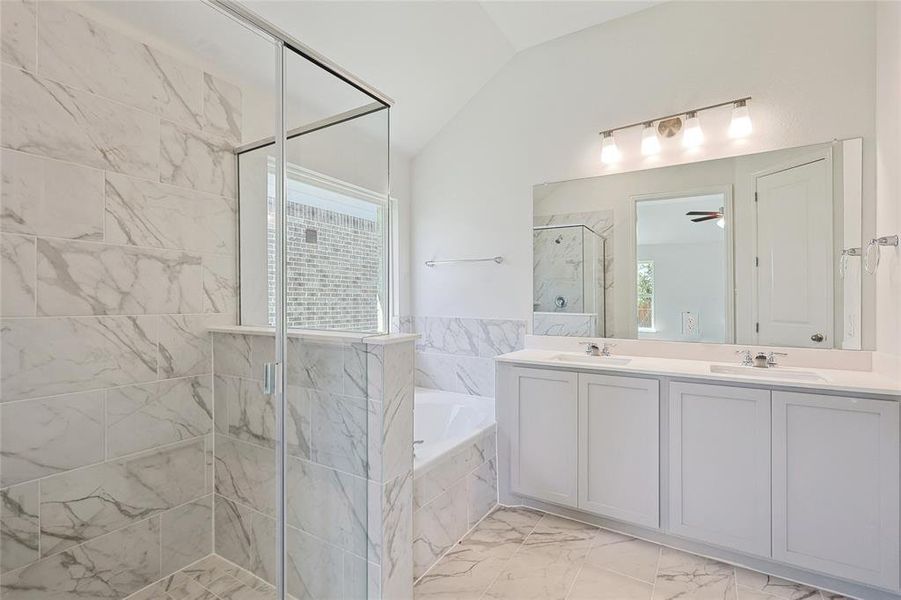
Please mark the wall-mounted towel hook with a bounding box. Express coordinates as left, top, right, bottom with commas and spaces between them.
864, 235, 899, 275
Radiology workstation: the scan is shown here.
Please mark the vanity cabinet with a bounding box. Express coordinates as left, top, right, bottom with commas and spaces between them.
579, 373, 659, 527
508, 366, 579, 507
772, 391, 900, 589
668, 382, 771, 556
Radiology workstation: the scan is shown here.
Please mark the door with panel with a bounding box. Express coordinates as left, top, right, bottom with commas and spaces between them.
578, 373, 659, 527
509, 366, 579, 507
772, 391, 900, 590
668, 382, 771, 556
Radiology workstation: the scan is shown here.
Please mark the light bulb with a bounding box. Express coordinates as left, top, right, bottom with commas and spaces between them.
729, 100, 752, 138
600, 131, 621, 164
641, 122, 660, 156
682, 112, 704, 148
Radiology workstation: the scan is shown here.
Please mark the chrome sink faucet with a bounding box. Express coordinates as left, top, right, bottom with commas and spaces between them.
580, 342, 616, 356
736, 349, 753, 366
736, 349, 788, 368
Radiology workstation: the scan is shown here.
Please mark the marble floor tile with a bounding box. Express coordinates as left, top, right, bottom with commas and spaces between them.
568, 565, 653, 600
127, 555, 277, 600
735, 567, 822, 600
651, 548, 737, 600
582, 528, 660, 584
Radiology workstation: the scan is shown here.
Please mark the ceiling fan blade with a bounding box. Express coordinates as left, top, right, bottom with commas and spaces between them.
685, 211, 718, 216
691, 215, 719, 223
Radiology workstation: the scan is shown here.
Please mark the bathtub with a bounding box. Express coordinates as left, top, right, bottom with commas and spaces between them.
412, 387, 499, 580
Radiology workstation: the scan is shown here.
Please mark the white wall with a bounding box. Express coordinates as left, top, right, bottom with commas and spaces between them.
875, 1, 901, 368
411, 1, 877, 334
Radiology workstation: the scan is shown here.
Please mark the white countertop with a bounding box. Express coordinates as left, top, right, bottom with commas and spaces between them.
496, 349, 901, 398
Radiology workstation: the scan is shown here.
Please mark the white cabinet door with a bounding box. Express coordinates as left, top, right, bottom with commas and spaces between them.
509, 366, 579, 507
579, 373, 659, 528
772, 391, 900, 590
669, 382, 771, 556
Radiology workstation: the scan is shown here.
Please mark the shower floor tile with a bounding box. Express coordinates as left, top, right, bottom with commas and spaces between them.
126, 555, 276, 600
414, 507, 850, 600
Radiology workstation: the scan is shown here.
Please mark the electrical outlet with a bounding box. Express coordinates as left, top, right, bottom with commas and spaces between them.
682, 311, 698, 336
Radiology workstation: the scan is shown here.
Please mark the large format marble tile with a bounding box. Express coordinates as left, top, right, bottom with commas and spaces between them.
1, 64, 160, 179
160, 496, 213, 576
0, 482, 39, 573
36, 238, 203, 316
1, 315, 158, 401
203, 73, 242, 145
286, 338, 345, 394
582, 529, 661, 584
1, 233, 35, 317
212, 332, 254, 380
454, 355, 494, 397
413, 482, 468, 579
202, 253, 237, 315
417, 317, 480, 356
477, 319, 526, 358
735, 567, 822, 600
382, 383, 414, 483
285, 525, 344, 600
159, 314, 228, 379
214, 435, 276, 517
1, 0, 35, 71
106, 172, 237, 255
310, 390, 369, 478
1, 149, 105, 240
381, 471, 413, 589
0, 516, 161, 600
160, 121, 236, 198
36, 3, 203, 129
40, 438, 206, 555
0, 390, 104, 487
286, 457, 369, 557
652, 548, 737, 600
414, 429, 495, 511
467, 457, 497, 528
413, 507, 542, 600
106, 375, 213, 458
415, 352, 458, 393
214, 495, 258, 577
568, 565, 654, 600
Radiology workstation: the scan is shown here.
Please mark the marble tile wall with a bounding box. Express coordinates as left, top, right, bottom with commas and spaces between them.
412, 426, 498, 580
211, 332, 416, 599
532, 311, 598, 337
0, 2, 240, 597
396, 316, 526, 398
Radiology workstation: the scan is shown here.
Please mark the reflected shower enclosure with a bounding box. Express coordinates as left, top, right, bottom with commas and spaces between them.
532, 224, 607, 337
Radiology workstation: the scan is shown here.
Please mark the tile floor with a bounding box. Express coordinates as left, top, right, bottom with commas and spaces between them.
414, 506, 848, 600
125, 555, 276, 600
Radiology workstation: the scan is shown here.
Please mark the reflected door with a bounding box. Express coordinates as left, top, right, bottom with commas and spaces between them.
756, 159, 832, 348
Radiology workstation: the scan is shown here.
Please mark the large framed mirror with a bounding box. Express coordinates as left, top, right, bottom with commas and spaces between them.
532, 138, 868, 350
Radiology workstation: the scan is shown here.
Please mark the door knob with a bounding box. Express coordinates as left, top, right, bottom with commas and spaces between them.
810, 333, 825, 343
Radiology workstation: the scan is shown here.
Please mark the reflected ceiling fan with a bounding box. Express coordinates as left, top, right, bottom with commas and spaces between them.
686, 208, 725, 228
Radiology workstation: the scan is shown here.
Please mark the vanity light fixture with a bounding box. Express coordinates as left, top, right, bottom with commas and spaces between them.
729, 99, 752, 138
641, 122, 661, 156
597, 96, 751, 162
682, 111, 704, 148
600, 131, 621, 164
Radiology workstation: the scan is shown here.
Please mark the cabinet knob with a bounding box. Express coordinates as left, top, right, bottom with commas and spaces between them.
810, 333, 825, 343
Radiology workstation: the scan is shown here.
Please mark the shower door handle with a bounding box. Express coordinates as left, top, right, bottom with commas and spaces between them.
263, 362, 280, 395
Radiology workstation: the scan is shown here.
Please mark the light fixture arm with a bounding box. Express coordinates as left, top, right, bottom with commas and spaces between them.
598, 96, 752, 137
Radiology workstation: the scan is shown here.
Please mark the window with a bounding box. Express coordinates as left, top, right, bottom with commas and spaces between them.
637, 260, 655, 331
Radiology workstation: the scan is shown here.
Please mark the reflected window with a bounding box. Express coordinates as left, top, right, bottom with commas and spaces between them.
637, 260, 656, 332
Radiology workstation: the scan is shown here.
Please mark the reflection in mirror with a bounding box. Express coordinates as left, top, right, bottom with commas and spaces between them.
532, 138, 867, 350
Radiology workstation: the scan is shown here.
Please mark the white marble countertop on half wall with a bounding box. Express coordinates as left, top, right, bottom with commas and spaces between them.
208, 325, 420, 345
496, 349, 901, 398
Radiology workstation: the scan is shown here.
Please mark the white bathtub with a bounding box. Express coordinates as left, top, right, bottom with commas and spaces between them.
413, 387, 495, 471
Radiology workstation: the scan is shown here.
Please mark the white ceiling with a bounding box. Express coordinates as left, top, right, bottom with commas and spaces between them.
246, 1, 660, 155
637, 195, 726, 246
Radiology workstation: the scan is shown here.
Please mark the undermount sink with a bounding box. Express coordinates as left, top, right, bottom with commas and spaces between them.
709, 364, 826, 382
549, 353, 632, 366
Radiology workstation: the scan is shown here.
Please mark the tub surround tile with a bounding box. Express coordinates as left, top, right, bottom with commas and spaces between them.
413, 482, 468, 579
477, 319, 526, 358
415, 353, 458, 393
414, 428, 496, 511
160, 121, 236, 198
40, 438, 206, 556
0, 516, 161, 600
1, 0, 36, 71
1, 64, 160, 179
1, 315, 158, 401
1, 233, 35, 317
36, 3, 204, 130
36, 238, 203, 316
418, 317, 480, 356
455, 355, 494, 397
203, 73, 242, 145
0, 149, 105, 240
467, 458, 497, 529
0, 482, 39, 573
160, 496, 213, 577
106, 376, 213, 458
0, 390, 104, 487
106, 172, 237, 255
